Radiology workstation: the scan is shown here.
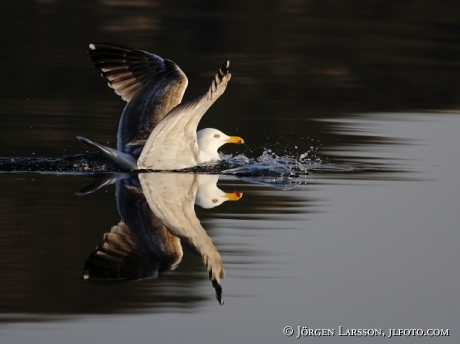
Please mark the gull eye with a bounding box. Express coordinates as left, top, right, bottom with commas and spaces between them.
212, 198, 218, 203
214, 134, 220, 138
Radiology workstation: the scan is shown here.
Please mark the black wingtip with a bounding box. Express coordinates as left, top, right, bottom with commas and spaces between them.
221, 59, 230, 74
213, 280, 224, 305
216, 59, 230, 82
211, 273, 224, 305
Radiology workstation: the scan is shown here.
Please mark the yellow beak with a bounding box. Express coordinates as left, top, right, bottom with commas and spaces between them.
225, 191, 243, 201
226, 136, 244, 145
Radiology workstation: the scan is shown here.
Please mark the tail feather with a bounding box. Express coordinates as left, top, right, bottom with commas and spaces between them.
77, 136, 138, 170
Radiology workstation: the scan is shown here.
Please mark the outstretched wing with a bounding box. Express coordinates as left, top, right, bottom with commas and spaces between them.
89, 43, 189, 153
83, 176, 183, 281
82, 221, 181, 281
139, 173, 225, 303
88, 43, 187, 104
137, 60, 231, 170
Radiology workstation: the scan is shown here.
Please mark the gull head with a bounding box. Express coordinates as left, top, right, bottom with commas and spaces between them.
197, 128, 244, 163
195, 174, 243, 209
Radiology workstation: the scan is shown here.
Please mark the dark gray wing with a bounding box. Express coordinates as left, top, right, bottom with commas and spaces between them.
82, 175, 183, 281
88, 43, 188, 154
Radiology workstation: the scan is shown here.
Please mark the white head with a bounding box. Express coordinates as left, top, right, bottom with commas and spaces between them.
196, 128, 244, 163
195, 174, 243, 209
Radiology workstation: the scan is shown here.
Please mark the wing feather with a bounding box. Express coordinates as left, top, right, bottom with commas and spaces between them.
89, 43, 187, 103
139, 173, 225, 286
89, 43, 189, 153
137, 60, 231, 169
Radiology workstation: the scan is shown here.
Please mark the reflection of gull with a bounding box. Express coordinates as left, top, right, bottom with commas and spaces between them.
83, 175, 183, 281
78, 43, 243, 170
139, 173, 241, 304
195, 174, 242, 208
83, 173, 242, 304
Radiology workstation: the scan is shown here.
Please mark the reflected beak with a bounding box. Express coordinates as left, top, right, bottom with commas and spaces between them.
226, 136, 244, 145
225, 191, 243, 201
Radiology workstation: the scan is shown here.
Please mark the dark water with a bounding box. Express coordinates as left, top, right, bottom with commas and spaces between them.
1, 2, 460, 343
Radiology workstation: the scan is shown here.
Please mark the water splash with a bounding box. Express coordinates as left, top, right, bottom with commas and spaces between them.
222, 147, 321, 176
0, 145, 330, 182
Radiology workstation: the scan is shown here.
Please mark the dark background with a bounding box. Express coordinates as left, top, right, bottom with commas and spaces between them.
1, 0, 460, 159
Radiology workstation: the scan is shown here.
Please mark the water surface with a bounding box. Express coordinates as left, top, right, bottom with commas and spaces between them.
1, 2, 460, 343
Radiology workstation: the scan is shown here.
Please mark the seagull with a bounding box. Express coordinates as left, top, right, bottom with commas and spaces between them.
82, 172, 242, 304
78, 43, 243, 170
